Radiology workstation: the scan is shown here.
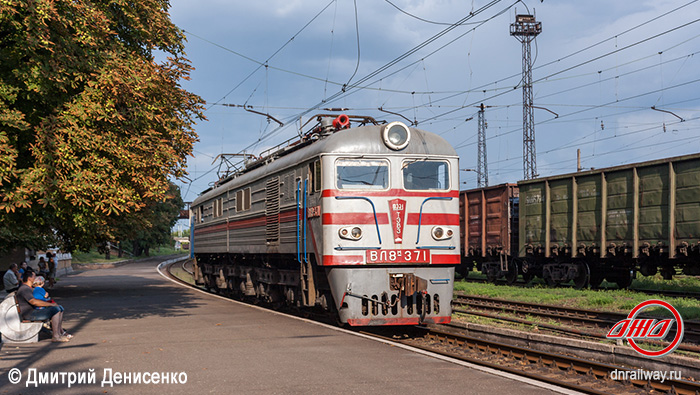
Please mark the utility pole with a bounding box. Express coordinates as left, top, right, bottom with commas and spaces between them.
510, 12, 542, 180
577, 149, 582, 172
477, 103, 489, 187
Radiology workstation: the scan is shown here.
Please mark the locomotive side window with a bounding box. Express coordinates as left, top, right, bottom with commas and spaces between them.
314, 160, 322, 192
336, 159, 389, 190
402, 160, 449, 190
235, 188, 251, 212
213, 198, 223, 218
308, 160, 322, 193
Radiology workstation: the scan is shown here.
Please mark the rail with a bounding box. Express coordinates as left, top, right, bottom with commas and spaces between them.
361, 326, 700, 395
453, 293, 700, 352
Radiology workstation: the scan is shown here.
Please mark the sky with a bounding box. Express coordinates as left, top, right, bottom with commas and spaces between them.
165, 0, 700, 203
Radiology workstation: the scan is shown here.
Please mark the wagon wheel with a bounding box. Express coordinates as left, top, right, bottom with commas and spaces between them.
588, 271, 604, 289
615, 270, 634, 289
572, 262, 590, 290
486, 268, 499, 284
504, 261, 519, 285
457, 261, 474, 279
521, 269, 534, 284
544, 275, 561, 287
639, 259, 657, 277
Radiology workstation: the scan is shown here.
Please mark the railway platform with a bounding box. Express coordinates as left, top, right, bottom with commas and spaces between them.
0, 256, 575, 394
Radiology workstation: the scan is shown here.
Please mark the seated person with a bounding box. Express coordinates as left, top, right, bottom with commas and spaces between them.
3, 263, 20, 293
32, 276, 63, 312
16, 271, 71, 342
18, 261, 28, 276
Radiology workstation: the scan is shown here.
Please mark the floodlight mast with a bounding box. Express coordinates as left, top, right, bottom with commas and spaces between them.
510, 12, 542, 180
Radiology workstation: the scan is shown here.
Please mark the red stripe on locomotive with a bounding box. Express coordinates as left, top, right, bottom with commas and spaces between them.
322, 189, 458, 198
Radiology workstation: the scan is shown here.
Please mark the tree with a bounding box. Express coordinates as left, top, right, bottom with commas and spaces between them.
0, 0, 204, 252
110, 181, 183, 257
133, 182, 184, 256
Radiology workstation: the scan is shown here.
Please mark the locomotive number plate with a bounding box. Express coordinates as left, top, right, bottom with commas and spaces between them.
366, 249, 430, 264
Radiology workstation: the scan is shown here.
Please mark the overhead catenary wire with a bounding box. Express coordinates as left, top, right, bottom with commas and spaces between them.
189, 0, 699, 105
202, 0, 337, 110
181, 1, 511, 199
383, 0, 493, 26
239, 0, 511, 154
183, 1, 700, 200
454, 76, 700, 150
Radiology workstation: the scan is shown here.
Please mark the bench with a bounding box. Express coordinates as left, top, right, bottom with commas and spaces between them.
0, 293, 47, 343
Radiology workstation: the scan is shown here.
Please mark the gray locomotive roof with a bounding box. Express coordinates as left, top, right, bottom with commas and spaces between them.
193, 124, 457, 205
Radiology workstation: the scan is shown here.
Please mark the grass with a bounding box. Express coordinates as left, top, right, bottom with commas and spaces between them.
632, 272, 700, 292
71, 245, 187, 265
462, 270, 700, 292
454, 280, 700, 320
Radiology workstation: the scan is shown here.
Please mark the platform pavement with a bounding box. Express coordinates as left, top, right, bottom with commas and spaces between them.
0, 257, 573, 394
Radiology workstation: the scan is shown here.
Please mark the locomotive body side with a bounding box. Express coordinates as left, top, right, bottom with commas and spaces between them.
191, 120, 460, 325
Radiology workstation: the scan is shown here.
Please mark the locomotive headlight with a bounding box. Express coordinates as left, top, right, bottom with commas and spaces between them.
432, 226, 453, 241
382, 122, 411, 150
339, 227, 363, 240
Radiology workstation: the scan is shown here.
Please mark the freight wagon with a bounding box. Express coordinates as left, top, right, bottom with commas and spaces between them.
459, 153, 700, 288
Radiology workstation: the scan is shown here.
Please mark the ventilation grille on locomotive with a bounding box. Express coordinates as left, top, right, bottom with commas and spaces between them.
266, 177, 280, 242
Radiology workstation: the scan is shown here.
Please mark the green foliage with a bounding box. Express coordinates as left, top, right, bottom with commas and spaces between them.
0, 0, 204, 252
120, 182, 184, 256
72, 244, 185, 265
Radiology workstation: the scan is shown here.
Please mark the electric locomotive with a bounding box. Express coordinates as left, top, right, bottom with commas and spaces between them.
191, 115, 460, 325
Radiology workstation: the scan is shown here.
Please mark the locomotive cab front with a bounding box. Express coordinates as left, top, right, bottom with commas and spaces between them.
319, 122, 460, 325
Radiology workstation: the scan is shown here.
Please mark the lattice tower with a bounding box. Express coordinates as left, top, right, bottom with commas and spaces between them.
477, 103, 489, 187
510, 13, 542, 180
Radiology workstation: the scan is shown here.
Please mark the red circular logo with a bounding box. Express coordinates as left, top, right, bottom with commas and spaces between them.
625, 300, 684, 358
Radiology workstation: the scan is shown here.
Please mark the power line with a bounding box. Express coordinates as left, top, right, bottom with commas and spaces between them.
454, 77, 700, 150
383, 0, 491, 26
246, 0, 510, 152
202, 0, 337, 110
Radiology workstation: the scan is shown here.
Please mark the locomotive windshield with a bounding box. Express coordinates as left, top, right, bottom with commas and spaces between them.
336, 159, 389, 189
402, 160, 449, 190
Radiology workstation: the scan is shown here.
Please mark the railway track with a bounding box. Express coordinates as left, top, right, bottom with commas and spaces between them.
164, 259, 700, 394
453, 293, 700, 353
361, 326, 700, 395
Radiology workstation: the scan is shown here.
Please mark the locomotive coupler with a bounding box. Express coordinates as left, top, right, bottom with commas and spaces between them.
389, 273, 427, 299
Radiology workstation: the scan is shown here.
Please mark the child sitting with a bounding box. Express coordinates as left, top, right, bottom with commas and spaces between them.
32, 276, 71, 339
32, 276, 63, 312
